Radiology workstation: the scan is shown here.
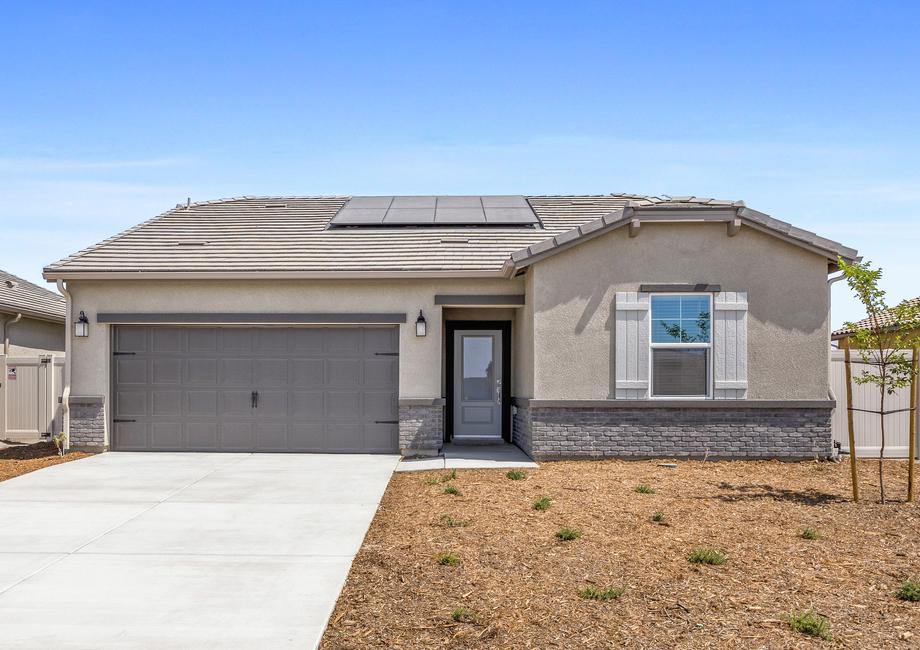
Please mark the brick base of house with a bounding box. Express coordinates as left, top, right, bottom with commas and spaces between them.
512, 401, 834, 460
68, 397, 106, 452
398, 402, 444, 456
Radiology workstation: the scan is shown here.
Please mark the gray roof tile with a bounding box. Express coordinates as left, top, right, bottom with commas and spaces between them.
43, 194, 857, 277
0, 270, 65, 322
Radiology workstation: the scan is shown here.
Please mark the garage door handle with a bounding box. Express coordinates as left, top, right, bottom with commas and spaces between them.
374, 352, 399, 356
251, 391, 259, 408
375, 420, 398, 424
113, 419, 136, 423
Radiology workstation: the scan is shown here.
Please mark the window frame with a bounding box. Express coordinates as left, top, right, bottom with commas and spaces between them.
648, 293, 713, 399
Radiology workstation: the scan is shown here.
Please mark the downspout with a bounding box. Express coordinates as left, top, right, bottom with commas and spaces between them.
2, 312, 23, 355
56, 280, 72, 448
827, 270, 846, 456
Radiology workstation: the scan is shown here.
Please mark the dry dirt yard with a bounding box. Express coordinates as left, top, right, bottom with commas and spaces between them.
0, 441, 90, 482
322, 458, 920, 649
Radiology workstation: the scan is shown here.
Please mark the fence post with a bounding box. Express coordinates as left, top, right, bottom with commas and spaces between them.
843, 338, 859, 503
908, 346, 918, 502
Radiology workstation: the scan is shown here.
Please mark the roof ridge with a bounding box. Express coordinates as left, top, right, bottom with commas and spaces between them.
182, 195, 351, 209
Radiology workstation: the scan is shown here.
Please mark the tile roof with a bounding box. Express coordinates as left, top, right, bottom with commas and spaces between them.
43, 194, 857, 278
832, 296, 920, 338
0, 270, 66, 322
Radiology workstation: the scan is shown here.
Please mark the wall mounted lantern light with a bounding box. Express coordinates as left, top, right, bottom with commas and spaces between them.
74, 311, 90, 338
415, 310, 427, 337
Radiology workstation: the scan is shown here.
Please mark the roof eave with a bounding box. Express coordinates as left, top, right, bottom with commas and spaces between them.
42, 269, 510, 281
0, 304, 66, 324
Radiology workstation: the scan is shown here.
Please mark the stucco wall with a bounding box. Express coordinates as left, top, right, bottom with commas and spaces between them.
513, 271, 535, 399
3, 315, 65, 355
530, 222, 830, 400
66, 278, 525, 406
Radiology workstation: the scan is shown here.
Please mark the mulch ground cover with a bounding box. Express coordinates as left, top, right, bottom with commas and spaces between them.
322, 458, 920, 649
0, 442, 90, 482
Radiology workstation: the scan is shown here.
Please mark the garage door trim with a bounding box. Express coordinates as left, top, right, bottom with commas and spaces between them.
98, 312, 407, 324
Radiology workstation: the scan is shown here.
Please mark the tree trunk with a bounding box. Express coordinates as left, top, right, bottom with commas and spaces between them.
879, 389, 886, 504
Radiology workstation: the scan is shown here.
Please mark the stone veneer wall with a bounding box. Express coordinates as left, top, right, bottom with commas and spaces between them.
512, 405, 532, 454
68, 398, 106, 452
398, 404, 443, 456
512, 404, 833, 460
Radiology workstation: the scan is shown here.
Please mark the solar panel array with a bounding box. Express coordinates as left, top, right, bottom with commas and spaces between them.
329, 195, 540, 227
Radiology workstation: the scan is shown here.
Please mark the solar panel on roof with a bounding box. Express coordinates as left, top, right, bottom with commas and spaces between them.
329, 196, 540, 227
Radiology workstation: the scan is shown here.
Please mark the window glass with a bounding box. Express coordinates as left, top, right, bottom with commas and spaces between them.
651, 295, 711, 343
652, 349, 709, 396
462, 336, 493, 401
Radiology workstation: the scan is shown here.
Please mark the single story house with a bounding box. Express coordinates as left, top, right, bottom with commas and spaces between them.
42, 194, 857, 459
1, 270, 65, 356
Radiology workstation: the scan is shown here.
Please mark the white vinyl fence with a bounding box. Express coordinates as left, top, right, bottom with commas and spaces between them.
0, 354, 65, 443
830, 349, 919, 458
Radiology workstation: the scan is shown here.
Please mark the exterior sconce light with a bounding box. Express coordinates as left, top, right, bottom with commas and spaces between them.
74, 311, 90, 338
415, 310, 427, 337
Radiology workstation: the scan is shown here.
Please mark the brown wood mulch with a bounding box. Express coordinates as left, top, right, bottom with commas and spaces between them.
321, 458, 920, 649
0, 442, 90, 482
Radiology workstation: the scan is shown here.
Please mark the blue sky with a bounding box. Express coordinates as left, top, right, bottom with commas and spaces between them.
2, 1, 918, 327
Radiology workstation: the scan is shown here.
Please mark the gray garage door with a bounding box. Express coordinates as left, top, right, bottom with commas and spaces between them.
111, 326, 399, 452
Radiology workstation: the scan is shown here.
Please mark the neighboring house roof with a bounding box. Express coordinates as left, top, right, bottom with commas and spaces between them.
0, 270, 66, 323
831, 296, 920, 339
43, 194, 858, 279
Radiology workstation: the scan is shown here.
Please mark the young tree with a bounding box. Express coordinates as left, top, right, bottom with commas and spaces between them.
838, 257, 920, 503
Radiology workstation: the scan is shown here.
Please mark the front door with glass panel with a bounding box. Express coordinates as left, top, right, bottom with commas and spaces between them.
453, 330, 503, 439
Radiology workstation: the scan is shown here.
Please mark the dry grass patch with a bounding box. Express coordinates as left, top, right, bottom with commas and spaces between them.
322, 458, 920, 648
0, 442, 90, 482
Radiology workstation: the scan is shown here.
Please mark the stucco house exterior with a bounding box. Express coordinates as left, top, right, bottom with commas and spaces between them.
42, 194, 857, 459
1, 270, 65, 356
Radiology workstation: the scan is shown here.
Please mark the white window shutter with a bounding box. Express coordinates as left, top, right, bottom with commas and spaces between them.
615, 291, 650, 399
713, 291, 748, 399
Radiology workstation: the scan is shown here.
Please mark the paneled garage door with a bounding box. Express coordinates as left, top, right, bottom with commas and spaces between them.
111, 326, 399, 452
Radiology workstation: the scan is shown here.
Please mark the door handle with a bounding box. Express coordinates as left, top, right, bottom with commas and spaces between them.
496, 378, 502, 406
251, 391, 259, 408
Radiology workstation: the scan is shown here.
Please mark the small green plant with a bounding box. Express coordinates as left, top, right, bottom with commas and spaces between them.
52, 432, 66, 457
897, 579, 920, 602
532, 495, 552, 511
634, 484, 655, 494
789, 609, 832, 640
439, 514, 469, 528
651, 511, 667, 524
443, 485, 462, 496
506, 469, 527, 480
687, 548, 726, 565
435, 551, 460, 566
450, 607, 477, 623
577, 585, 625, 601
800, 528, 820, 540
555, 527, 581, 541
424, 470, 458, 485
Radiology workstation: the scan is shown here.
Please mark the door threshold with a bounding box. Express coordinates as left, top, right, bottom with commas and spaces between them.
452, 436, 505, 445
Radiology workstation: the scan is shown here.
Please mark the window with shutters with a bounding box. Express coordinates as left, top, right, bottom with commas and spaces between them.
649, 294, 712, 397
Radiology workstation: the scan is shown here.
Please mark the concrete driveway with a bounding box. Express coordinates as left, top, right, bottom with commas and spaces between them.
0, 452, 398, 649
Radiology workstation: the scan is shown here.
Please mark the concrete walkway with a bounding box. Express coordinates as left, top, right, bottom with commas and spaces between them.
396, 442, 538, 472
0, 452, 398, 649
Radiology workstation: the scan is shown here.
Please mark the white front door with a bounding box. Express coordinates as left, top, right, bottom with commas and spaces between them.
453, 330, 503, 439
